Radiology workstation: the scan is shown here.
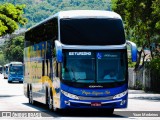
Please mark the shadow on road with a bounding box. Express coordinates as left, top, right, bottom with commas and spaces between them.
129, 90, 160, 94
23, 102, 128, 118
129, 90, 160, 102
0, 95, 21, 98
130, 96, 160, 102
8, 82, 23, 84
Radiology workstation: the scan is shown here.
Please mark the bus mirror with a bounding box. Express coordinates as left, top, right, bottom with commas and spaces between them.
126, 41, 137, 62
55, 40, 62, 63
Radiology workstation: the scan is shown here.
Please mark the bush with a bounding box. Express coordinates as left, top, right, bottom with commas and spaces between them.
128, 58, 136, 68
145, 57, 160, 71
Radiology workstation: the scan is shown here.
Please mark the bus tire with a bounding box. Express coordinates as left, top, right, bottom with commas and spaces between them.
48, 90, 53, 110
48, 96, 53, 110
8, 81, 11, 83
27, 85, 29, 98
107, 108, 114, 115
53, 106, 58, 112
29, 87, 34, 104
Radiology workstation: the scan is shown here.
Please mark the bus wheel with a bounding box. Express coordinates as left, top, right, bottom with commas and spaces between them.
48, 94, 53, 110
29, 88, 34, 104
53, 106, 58, 112
107, 108, 114, 115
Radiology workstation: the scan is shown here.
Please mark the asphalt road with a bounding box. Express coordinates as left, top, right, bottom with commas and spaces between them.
0, 74, 160, 120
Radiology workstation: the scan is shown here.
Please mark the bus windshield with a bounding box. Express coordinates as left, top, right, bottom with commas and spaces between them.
96, 52, 126, 83
5, 67, 8, 74
62, 52, 95, 83
62, 51, 127, 85
60, 18, 125, 45
10, 66, 23, 75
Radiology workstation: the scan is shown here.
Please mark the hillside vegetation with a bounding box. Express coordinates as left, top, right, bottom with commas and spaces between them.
0, 0, 111, 28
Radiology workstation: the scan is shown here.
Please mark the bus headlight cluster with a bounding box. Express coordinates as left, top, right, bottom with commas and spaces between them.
61, 90, 79, 100
113, 90, 128, 99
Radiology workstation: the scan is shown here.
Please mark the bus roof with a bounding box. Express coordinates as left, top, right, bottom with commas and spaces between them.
57, 10, 121, 19
26, 10, 122, 33
9, 62, 23, 65
4, 64, 9, 67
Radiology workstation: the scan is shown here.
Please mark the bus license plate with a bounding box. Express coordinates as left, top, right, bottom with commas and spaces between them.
91, 102, 101, 106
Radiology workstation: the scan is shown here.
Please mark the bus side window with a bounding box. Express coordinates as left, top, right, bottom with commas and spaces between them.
54, 61, 60, 78
58, 63, 61, 77
53, 59, 57, 78
56, 62, 58, 77
46, 59, 48, 76
42, 60, 45, 76
53, 58, 60, 78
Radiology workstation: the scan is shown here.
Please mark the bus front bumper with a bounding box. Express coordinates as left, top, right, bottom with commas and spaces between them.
61, 95, 128, 109
8, 77, 23, 82
63, 99, 127, 108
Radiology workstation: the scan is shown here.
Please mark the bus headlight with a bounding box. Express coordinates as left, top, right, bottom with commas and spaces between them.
61, 90, 79, 100
113, 90, 128, 99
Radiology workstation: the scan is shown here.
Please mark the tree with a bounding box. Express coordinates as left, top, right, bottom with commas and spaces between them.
112, 0, 160, 70
0, 3, 27, 36
3, 36, 24, 62
0, 51, 5, 65
152, 0, 160, 57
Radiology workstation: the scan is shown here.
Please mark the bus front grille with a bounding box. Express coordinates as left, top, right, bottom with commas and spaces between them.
78, 96, 113, 100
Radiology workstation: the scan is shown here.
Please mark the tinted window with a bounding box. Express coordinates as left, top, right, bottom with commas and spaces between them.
96, 52, 126, 83
62, 52, 95, 83
10, 66, 23, 75
60, 18, 125, 45
62, 50, 127, 86
25, 18, 58, 47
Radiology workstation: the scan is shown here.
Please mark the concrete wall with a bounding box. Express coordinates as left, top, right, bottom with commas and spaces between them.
128, 68, 160, 92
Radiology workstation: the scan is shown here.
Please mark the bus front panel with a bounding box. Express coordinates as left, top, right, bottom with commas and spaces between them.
59, 50, 128, 109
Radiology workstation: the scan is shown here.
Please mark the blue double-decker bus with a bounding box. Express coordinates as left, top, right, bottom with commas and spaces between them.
24, 10, 137, 114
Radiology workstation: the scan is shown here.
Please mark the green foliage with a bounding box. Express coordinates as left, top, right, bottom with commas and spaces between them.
128, 58, 136, 68
112, 0, 157, 46
0, 52, 5, 65
134, 79, 142, 90
3, 36, 24, 62
152, 0, 160, 30
0, 13, 18, 35
0, 0, 111, 28
145, 57, 160, 71
145, 57, 160, 92
26, 0, 110, 28
0, 3, 27, 36
112, 0, 160, 70
0, 20, 8, 36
